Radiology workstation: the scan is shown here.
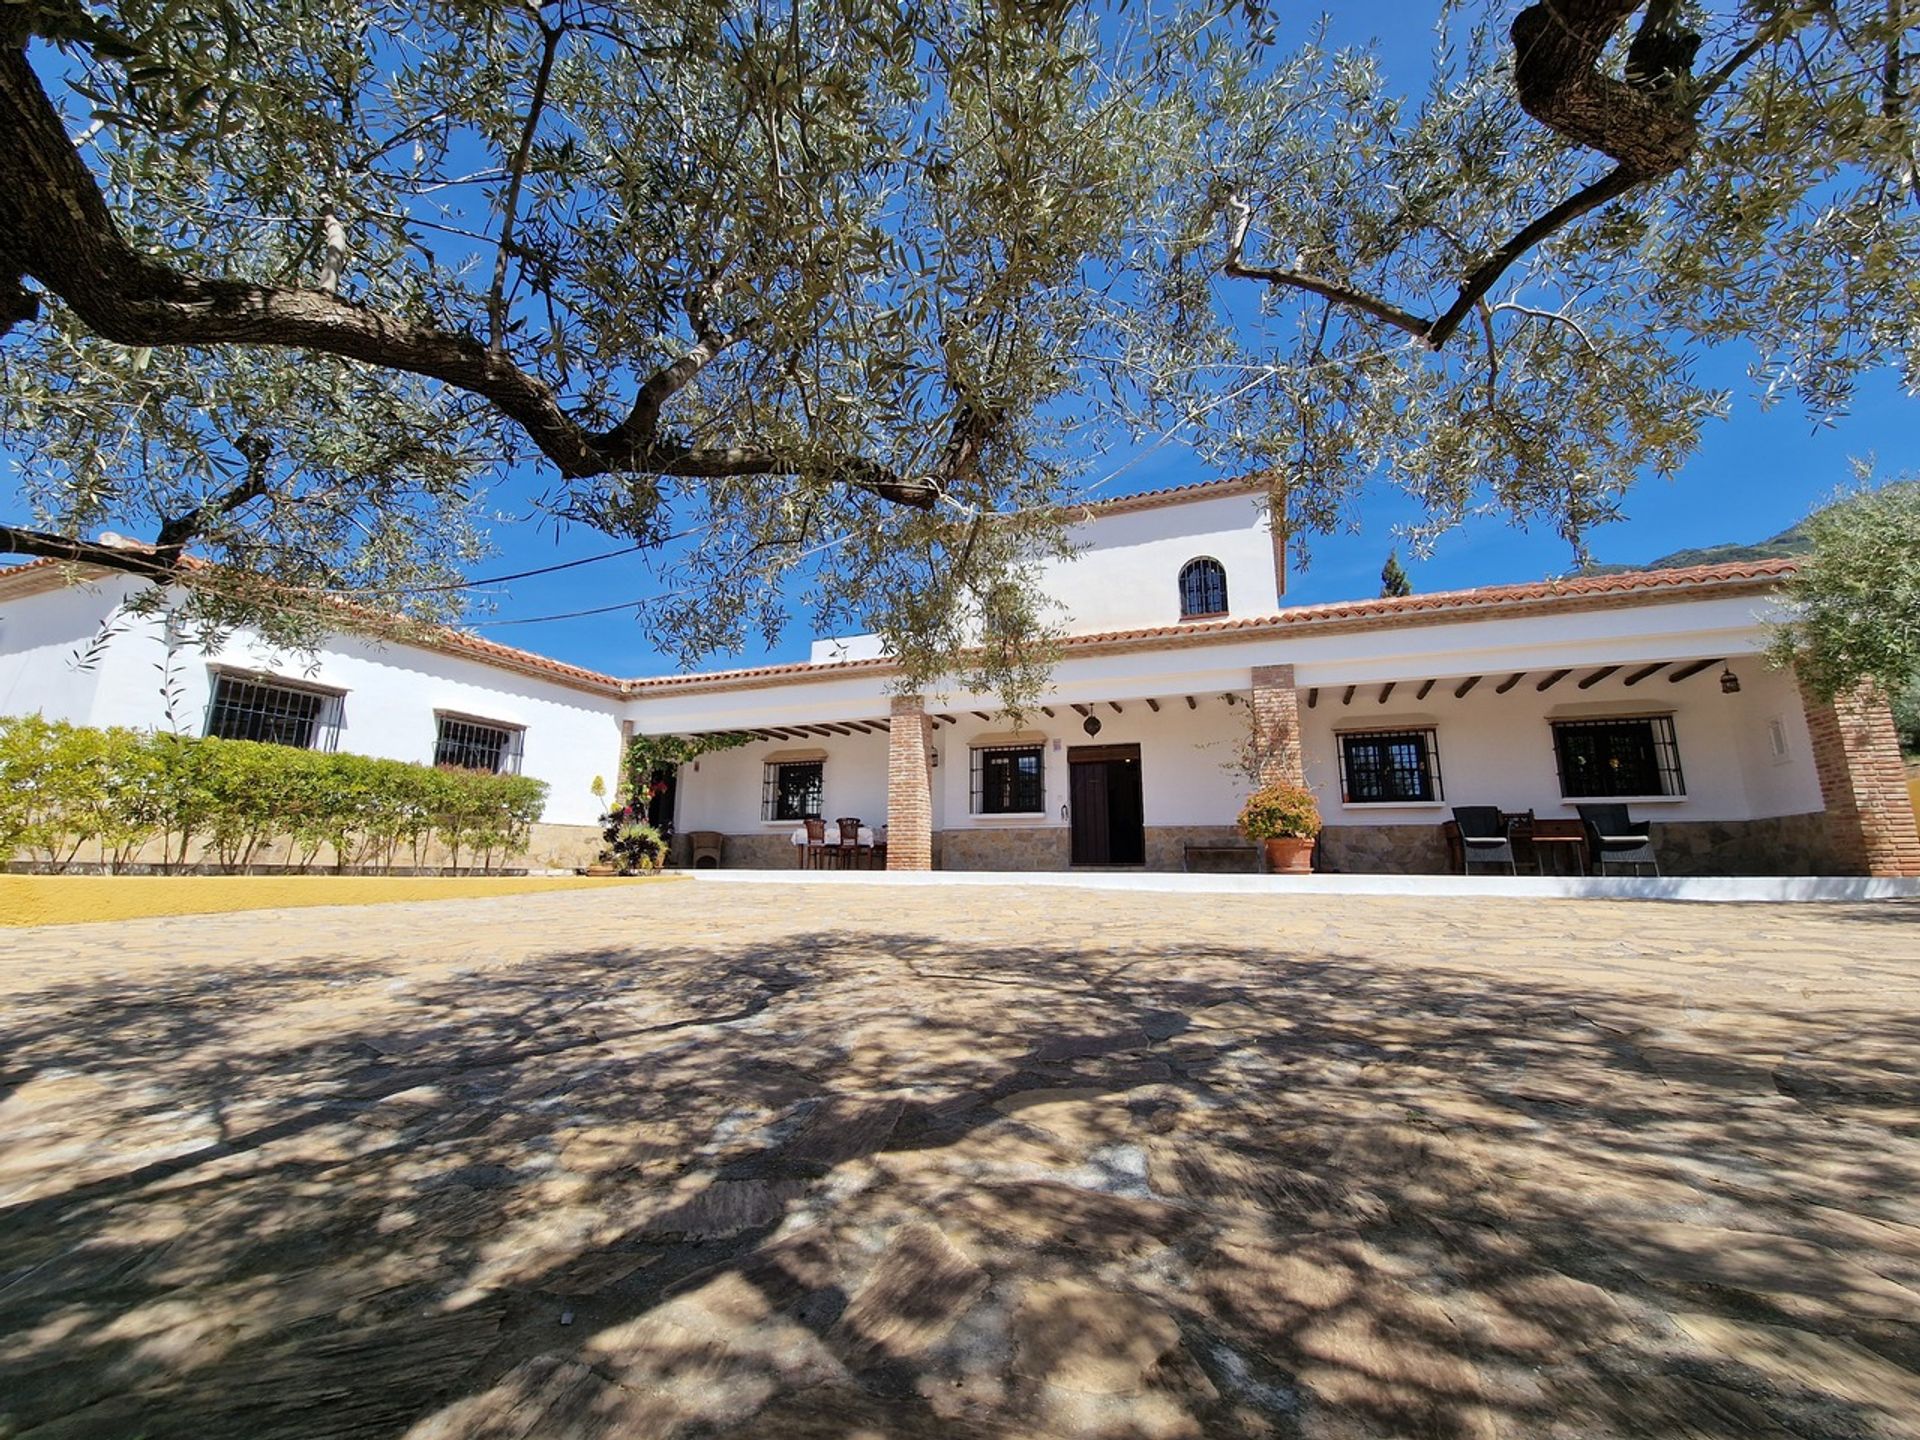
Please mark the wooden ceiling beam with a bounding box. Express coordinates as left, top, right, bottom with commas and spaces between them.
1454, 675, 1481, 699
1415, 679, 1436, 701
1341, 685, 1357, 706
1577, 665, 1620, 690
1536, 669, 1570, 692
1494, 672, 1525, 694
1306, 688, 1319, 709
1667, 657, 1722, 683
1378, 682, 1395, 704
1623, 662, 1668, 687
1108, 701, 1124, 714
1145, 697, 1160, 712
1184, 695, 1197, 709
1070, 703, 1091, 717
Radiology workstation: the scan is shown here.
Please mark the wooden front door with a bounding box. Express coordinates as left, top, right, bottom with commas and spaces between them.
1068, 744, 1145, 866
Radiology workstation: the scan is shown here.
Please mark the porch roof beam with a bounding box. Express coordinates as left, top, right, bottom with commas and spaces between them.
1668, 657, 1722, 683
1577, 665, 1620, 690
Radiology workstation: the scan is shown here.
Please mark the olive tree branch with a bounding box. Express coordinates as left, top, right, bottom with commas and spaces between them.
488, 17, 565, 353
0, 40, 939, 510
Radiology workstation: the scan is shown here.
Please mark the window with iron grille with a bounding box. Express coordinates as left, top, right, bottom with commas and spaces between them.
1338, 729, 1442, 804
434, 714, 525, 773
971, 744, 1045, 814
762, 760, 824, 820
1551, 715, 1685, 797
1178, 557, 1228, 618
203, 672, 342, 750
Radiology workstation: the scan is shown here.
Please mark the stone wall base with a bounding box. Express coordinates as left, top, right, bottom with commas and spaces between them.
1652, 813, 1838, 876
4, 820, 601, 875
1318, 813, 1846, 877
935, 825, 1253, 873
709, 831, 810, 869
699, 814, 1850, 876
1317, 825, 1452, 875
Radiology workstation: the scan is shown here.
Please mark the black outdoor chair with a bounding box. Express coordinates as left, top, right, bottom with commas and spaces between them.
1576, 804, 1660, 876
1451, 806, 1518, 875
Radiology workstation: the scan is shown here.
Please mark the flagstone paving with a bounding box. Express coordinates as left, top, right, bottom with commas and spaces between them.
1, 883, 1917, 1439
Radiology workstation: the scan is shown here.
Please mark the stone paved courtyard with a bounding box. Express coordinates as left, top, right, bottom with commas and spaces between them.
2, 882, 1918, 1439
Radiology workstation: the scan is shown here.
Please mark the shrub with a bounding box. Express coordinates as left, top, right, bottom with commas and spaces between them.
601, 804, 667, 871
0, 718, 549, 874
1237, 781, 1321, 841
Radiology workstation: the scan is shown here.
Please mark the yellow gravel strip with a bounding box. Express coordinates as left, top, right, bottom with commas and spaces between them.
0, 873, 673, 927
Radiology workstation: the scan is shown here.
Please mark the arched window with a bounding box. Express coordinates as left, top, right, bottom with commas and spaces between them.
1179, 557, 1228, 618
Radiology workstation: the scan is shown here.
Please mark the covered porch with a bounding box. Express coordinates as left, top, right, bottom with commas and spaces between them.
627, 580, 1917, 879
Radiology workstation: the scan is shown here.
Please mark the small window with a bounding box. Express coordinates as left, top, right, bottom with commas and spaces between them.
1339, 729, 1442, 804
204, 672, 342, 750
1179, 557, 1228, 618
1551, 716, 1685, 798
762, 760, 824, 821
972, 744, 1045, 814
434, 714, 525, 773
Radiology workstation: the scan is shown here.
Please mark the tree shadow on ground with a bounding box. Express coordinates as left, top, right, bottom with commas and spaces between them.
2, 902, 1919, 1439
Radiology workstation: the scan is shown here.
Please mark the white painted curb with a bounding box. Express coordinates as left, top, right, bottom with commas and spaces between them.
685, 869, 1920, 904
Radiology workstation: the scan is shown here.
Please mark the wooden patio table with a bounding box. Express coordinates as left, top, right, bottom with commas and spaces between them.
1526, 818, 1588, 875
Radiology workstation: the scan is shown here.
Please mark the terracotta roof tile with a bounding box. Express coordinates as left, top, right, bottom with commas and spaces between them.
1065, 471, 1269, 517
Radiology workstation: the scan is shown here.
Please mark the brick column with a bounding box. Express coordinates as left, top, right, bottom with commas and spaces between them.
886, 693, 934, 871
1800, 680, 1920, 877
1249, 664, 1306, 788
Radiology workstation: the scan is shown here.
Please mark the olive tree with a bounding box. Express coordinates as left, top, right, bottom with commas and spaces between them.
2, 0, 1917, 687
1768, 479, 1920, 744
1142, 0, 1920, 558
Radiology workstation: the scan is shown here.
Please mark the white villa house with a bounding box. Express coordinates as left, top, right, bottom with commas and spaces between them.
2, 475, 1916, 878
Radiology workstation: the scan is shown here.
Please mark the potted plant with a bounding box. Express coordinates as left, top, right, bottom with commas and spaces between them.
1237, 780, 1321, 874
600, 805, 667, 874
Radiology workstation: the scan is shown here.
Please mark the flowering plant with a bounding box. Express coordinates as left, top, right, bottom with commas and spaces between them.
1237, 781, 1321, 841
600, 804, 666, 871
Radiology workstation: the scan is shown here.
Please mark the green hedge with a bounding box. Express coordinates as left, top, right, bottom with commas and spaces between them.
0, 716, 548, 874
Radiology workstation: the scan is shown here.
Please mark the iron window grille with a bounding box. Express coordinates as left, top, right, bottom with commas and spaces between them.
1551, 715, 1685, 798
762, 760, 824, 821
972, 744, 1045, 814
1337, 729, 1442, 804
203, 672, 342, 750
434, 714, 525, 773
1178, 557, 1229, 618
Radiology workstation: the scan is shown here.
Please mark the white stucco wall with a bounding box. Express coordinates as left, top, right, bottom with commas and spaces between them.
930, 701, 1249, 832
1296, 659, 1822, 828
0, 578, 117, 723
0, 576, 626, 826
1039, 491, 1282, 633
672, 727, 892, 834
804, 488, 1283, 662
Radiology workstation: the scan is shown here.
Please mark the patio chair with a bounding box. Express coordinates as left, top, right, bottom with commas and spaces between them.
1576, 804, 1660, 876
1451, 806, 1518, 875
835, 817, 870, 870
870, 825, 888, 871
801, 818, 829, 870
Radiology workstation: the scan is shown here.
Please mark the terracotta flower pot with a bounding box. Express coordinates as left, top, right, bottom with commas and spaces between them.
1262, 837, 1315, 874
